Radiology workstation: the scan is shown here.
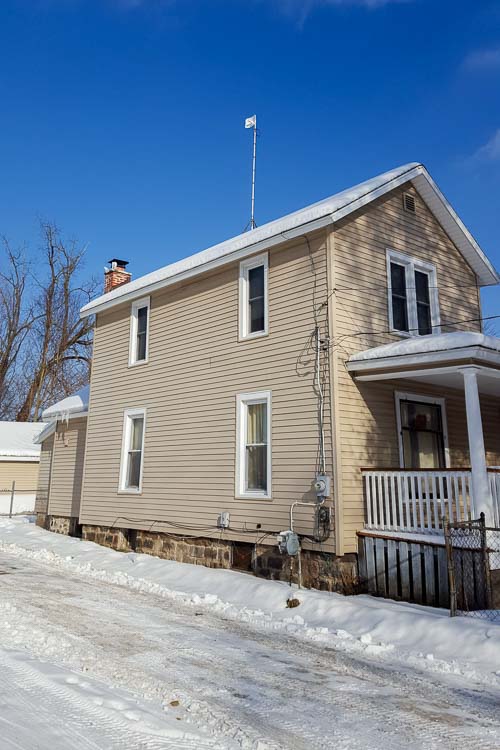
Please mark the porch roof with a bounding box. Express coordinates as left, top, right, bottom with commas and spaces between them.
346, 332, 500, 395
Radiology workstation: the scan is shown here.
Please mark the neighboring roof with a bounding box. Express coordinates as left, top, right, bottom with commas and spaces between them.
81, 162, 499, 319
0, 421, 47, 461
41, 386, 90, 422
347, 332, 500, 373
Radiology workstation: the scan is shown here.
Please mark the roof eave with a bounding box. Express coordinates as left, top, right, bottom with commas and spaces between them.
412, 168, 499, 287
80, 164, 499, 319
347, 345, 500, 375
34, 411, 88, 444
80, 214, 334, 319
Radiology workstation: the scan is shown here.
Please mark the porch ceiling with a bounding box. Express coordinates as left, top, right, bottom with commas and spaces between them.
346, 332, 500, 396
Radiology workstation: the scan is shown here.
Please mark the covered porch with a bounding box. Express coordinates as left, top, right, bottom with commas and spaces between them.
347, 332, 500, 535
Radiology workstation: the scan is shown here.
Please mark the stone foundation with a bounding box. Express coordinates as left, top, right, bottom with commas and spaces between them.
36, 513, 79, 537
81, 524, 358, 593
81, 525, 232, 567
254, 546, 358, 594
35, 513, 48, 530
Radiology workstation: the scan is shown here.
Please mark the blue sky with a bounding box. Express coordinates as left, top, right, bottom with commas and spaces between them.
0, 0, 499, 318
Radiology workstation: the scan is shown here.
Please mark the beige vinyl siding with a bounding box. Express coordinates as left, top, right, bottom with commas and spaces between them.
0, 460, 39, 493
330, 185, 484, 553
48, 418, 87, 518
81, 234, 334, 549
35, 435, 54, 514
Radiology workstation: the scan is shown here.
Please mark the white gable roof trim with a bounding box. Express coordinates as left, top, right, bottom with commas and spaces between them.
80, 163, 499, 319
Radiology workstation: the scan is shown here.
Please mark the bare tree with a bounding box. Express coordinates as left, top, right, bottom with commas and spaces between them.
0, 221, 98, 421
0, 241, 34, 414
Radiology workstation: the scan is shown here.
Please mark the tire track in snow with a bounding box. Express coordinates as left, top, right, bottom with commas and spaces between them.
1, 551, 499, 750
0, 649, 221, 750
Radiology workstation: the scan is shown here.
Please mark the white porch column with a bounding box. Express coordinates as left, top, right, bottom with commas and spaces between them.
461, 367, 494, 523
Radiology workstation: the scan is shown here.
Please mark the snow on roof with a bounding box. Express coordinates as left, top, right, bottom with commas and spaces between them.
348, 332, 500, 363
41, 385, 90, 422
0, 422, 47, 460
81, 163, 499, 319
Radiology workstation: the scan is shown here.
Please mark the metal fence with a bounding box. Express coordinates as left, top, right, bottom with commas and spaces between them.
444, 513, 500, 622
0, 481, 39, 517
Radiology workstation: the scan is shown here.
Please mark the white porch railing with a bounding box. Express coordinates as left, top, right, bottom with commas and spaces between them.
362, 469, 475, 533
488, 470, 500, 528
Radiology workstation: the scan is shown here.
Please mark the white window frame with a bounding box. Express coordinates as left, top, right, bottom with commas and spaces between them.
129, 296, 150, 366
235, 390, 272, 499
239, 253, 269, 341
386, 250, 440, 337
395, 391, 450, 469
118, 407, 147, 493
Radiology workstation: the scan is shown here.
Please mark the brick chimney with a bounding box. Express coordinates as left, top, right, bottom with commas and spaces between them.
104, 259, 131, 293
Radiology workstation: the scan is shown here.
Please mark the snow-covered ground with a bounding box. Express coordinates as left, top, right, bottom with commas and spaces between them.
0, 518, 499, 749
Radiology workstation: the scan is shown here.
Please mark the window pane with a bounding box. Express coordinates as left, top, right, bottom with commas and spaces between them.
391, 263, 406, 296
390, 263, 409, 332
130, 416, 144, 451
248, 265, 264, 299
417, 304, 432, 335
137, 306, 148, 334
415, 271, 430, 305
392, 296, 409, 332
402, 430, 442, 469
247, 265, 265, 333
401, 402, 441, 431
246, 445, 267, 491
247, 402, 266, 445
415, 271, 432, 335
127, 451, 142, 488
136, 332, 147, 361
249, 298, 265, 333
136, 307, 148, 360
400, 400, 444, 469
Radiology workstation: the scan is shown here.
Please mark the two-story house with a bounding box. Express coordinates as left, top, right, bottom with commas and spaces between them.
36, 163, 500, 602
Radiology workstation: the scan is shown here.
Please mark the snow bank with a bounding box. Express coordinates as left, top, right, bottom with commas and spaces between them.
1, 518, 499, 687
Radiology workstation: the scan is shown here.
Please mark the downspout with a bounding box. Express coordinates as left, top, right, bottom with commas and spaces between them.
326, 227, 344, 557
46, 420, 57, 518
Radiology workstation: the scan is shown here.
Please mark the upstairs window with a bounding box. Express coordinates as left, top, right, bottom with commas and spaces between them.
239, 253, 268, 340
236, 391, 271, 499
129, 297, 150, 365
387, 250, 439, 336
119, 408, 146, 492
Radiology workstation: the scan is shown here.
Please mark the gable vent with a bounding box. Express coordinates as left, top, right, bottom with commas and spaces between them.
403, 192, 416, 214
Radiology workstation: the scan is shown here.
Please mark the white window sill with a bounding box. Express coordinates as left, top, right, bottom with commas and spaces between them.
390, 329, 441, 339
235, 492, 272, 501
128, 358, 149, 369
239, 331, 269, 343
117, 488, 143, 495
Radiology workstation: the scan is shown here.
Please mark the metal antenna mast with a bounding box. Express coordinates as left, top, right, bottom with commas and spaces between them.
244, 114, 257, 230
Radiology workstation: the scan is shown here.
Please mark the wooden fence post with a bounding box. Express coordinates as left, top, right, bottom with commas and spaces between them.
443, 516, 456, 617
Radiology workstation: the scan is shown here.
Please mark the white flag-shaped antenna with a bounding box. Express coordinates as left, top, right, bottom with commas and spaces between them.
244, 115, 258, 229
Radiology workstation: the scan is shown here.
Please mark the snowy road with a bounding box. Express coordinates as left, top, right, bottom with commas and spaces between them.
0, 549, 499, 750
